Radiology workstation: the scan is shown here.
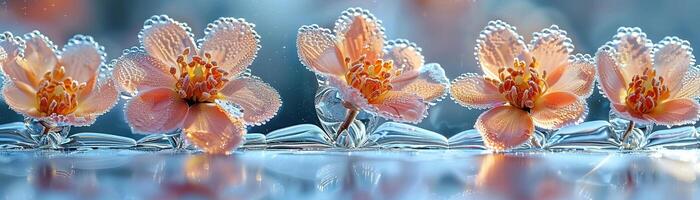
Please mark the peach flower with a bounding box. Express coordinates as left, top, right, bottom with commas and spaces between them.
0, 31, 118, 127
596, 27, 700, 135
113, 16, 281, 154
297, 8, 449, 134
450, 21, 594, 150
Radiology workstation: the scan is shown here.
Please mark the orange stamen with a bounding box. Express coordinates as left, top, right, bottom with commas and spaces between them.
624, 68, 670, 114
36, 66, 86, 115
171, 48, 229, 104
486, 58, 547, 110
344, 56, 398, 104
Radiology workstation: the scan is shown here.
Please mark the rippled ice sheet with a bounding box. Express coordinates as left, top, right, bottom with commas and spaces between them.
0, 150, 699, 199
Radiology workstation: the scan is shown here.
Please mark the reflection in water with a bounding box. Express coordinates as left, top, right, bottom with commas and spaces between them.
0, 150, 699, 199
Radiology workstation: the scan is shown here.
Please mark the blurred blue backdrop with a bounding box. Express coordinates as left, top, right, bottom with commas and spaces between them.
0, 0, 697, 138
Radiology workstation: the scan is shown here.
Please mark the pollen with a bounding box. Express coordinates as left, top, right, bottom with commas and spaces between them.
36, 66, 86, 115
624, 68, 670, 114
171, 48, 229, 104
486, 58, 547, 110
344, 56, 398, 104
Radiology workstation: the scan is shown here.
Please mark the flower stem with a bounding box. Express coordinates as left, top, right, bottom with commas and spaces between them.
336, 108, 359, 141
621, 120, 635, 143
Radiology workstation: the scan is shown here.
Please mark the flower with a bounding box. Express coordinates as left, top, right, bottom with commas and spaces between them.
450, 21, 594, 150
596, 27, 700, 127
296, 8, 449, 126
113, 15, 281, 154
0, 31, 118, 127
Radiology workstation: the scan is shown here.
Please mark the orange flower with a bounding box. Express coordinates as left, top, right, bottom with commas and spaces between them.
596, 27, 700, 127
450, 21, 594, 150
0, 31, 118, 126
113, 16, 281, 154
297, 8, 449, 127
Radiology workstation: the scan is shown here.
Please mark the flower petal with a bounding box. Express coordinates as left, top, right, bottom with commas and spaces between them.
372, 91, 427, 123
22, 31, 58, 77
530, 25, 572, 77
531, 91, 587, 130
59, 35, 103, 86
673, 66, 700, 99
648, 98, 700, 126
112, 51, 176, 95
199, 17, 260, 77
296, 25, 345, 75
0, 32, 21, 64
2, 57, 37, 88
328, 76, 372, 110
547, 54, 596, 97
450, 73, 505, 109
390, 63, 449, 102
611, 27, 653, 76
2, 83, 40, 118
476, 20, 527, 78
183, 103, 246, 155
334, 7, 385, 62
219, 76, 281, 126
610, 103, 655, 125
652, 37, 695, 97
125, 87, 189, 134
73, 78, 118, 118
139, 15, 196, 67
475, 106, 534, 151
383, 39, 424, 74
595, 47, 628, 105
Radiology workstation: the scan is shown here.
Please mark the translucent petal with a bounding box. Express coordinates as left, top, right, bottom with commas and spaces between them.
390, 63, 449, 102
0, 32, 33, 86
530, 25, 573, 77
2, 57, 36, 88
673, 66, 700, 99
200, 17, 260, 77
59, 35, 104, 86
183, 103, 246, 154
610, 103, 655, 125
112, 51, 176, 95
73, 79, 118, 118
373, 91, 427, 124
649, 98, 700, 126
296, 25, 345, 75
125, 87, 189, 134
219, 76, 281, 126
548, 54, 596, 97
450, 73, 504, 109
383, 39, 424, 74
475, 106, 534, 151
139, 15, 196, 66
595, 47, 628, 104
21, 31, 58, 77
531, 91, 587, 130
652, 36, 695, 97
327, 75, 372, 112
334, 7, 385, 62
611, 27, 653, 76
476, 20, 526, 78
2, 83, 39, 118
0, 32, 20, 61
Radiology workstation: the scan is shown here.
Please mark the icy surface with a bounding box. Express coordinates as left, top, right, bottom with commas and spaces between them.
0, 150, 699, 199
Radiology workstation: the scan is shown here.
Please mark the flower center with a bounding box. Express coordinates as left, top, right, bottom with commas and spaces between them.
344, 56, 398, 104
624, 68, 670, 114
36, 66, 86, 115
170, 48, 229, 105
486, 58, 547, 110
